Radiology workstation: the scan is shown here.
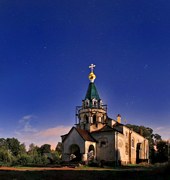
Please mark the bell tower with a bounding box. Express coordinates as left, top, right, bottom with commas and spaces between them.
76, 64, 107, 132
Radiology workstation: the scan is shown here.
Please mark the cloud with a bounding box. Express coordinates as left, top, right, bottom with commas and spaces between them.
15, 123, 71, 150
17, 115, 37, 133
37, 126, 70, 137
155, 127, 164, 131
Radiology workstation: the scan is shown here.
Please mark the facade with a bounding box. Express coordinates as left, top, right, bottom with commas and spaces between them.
61, 64, 149, 165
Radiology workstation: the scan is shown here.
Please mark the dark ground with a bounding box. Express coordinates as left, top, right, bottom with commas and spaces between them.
0, 165, 169, 180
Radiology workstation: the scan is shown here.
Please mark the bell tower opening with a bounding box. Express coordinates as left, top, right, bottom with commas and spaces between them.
93, 115, 97, 124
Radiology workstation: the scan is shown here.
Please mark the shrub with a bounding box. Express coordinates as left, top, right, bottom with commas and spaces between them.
16, 154, 32, 166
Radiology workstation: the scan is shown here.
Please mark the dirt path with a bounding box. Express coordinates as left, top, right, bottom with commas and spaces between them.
0, 166, 77, 171
0, 166, 150, 171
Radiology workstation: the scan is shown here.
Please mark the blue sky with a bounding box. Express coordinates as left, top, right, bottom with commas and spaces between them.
0, 0, 170, 149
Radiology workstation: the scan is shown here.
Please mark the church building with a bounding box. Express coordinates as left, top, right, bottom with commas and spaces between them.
61, 64, 149, 165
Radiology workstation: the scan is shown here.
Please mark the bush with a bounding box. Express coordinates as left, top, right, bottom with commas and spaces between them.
41, 155, 50, 165
0, 148, 13, 165
16, 154, 32, 166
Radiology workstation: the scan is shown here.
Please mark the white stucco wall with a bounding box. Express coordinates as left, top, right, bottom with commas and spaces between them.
62, 126, 149, 164
92, 131, 116, 161
63, 129, 85, 154
119, 126, 149, 164
62, 128, 85, 161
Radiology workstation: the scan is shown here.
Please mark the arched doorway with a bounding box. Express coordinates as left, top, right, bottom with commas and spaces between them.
69, 144, 81, 162
136, 143, 141, 164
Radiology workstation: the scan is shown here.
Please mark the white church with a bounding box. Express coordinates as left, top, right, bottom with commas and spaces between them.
61, 64, 149, 165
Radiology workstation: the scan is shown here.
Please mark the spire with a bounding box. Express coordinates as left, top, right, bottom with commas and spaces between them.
85, 82, 100, 100
85, 64, 100, 101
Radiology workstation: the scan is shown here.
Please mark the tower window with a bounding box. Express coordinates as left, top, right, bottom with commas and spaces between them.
93, 115, 97, 124
101, 116, 104, 123
94, 101, 97, 107
92, 98, 98, 108
85, 99, 89, 107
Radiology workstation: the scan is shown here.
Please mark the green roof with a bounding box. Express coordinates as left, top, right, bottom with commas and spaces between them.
85, 82, 100, 100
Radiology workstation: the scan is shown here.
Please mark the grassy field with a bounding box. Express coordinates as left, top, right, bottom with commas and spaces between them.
0, 164, 169, 180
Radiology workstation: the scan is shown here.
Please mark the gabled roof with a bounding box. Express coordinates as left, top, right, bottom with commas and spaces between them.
85, 82, 100, 100
91, 123, 123, 134
61, 134, 68, 142
91, 125, 113, 133
61, 127, 96, 142
76, 128, 96, 142
107, 116, 116, 122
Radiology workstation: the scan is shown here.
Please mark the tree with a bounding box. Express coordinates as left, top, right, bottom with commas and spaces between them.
156, 140, 168, 163
0, 148, 13, 165
6, 138, 22, 156
55, 142, 62, 155
19, 143, 27, 155
38, 144, 51, 155
153, 134, 162, 143
28, 143, 39, 156
0, 138, 7, 148
0, 138, 27, 165
17, 154, 32, 166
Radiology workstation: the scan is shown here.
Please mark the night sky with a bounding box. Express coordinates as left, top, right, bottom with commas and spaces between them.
0, 0, 170, 149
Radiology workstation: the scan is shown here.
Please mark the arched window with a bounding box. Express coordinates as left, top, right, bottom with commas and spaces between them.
101, 116, 104, 123
93, 115, 97, 124
88, 145, 95, 161
88, 145, 95, 155
92, 98, 97, 108
132, 138, 135, 148
125, 143, 129, 155
94, 101, 97, 107
99, 137, 108, 148
85, 99, 89, 108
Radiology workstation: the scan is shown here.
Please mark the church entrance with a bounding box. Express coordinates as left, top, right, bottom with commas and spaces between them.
69, 144, 81, 162
136, 143, 141, 164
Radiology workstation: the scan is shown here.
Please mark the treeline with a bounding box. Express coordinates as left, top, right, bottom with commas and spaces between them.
126, 124, 169, 163
0, 138, 62, 166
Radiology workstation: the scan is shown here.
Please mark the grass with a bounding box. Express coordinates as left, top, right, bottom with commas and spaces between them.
0, 163, 169, 180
